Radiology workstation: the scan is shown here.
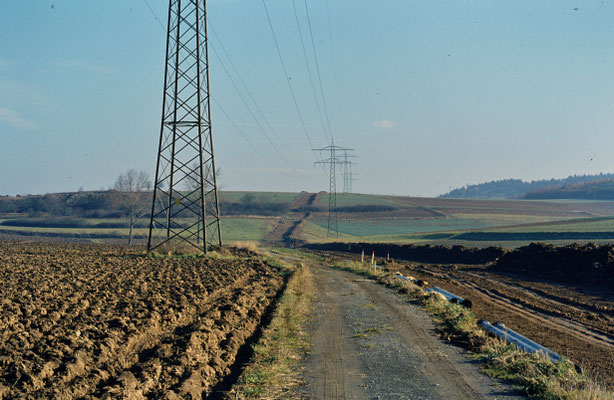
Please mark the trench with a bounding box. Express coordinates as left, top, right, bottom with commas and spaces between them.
206, 268, 292, 399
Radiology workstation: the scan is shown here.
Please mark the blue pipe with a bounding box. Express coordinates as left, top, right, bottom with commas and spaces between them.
479, 320, 543, 355
431, 286, 464, 303
395, 272, 411, 281
373, 263, 388, 272
493, 322, 561, 362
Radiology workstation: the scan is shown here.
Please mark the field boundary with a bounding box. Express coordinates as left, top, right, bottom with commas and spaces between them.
225, 258, 314, 399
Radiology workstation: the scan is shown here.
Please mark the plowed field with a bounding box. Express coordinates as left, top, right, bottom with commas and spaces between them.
0, 241, 284, 399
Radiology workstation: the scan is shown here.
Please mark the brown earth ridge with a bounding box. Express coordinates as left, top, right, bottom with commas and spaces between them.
305, 241, 614, 290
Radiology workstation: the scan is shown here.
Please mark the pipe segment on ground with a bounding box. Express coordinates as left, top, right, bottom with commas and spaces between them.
395, 272, 411, 281
371, 264, 557, 361
478, 320, 544, 355
431, 286, 464, 303
493, 322, 561, 362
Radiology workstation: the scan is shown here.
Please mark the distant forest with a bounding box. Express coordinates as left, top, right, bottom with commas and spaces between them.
525, 179, 614, 200
440, 173, 614, 199
0, 191, 292, 220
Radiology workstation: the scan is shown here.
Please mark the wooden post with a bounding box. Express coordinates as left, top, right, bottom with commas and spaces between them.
371, 250, 375, 270
361, 248, 365, 263
387, 251, 390, 261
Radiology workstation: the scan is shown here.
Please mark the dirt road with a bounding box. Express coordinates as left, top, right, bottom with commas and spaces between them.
298, 265, 525, 399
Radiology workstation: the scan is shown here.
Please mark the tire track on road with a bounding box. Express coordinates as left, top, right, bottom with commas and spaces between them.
298, 264, 524, 399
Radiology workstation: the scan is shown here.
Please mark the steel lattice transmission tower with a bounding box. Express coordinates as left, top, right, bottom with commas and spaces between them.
341, 150, 357, 195
148, 0, 222, 253
314, 143, 353, 237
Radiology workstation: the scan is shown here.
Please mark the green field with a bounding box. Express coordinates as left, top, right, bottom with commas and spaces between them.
5, 191, 614, 249
299, 196, 614, 248
301, 215, 614, 248
308, 214, 566, 238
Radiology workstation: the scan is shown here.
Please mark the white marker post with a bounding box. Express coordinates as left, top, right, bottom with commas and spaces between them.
371, 250, 375, 271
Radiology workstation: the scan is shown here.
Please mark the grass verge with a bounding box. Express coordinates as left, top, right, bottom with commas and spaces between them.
329, 258, 613, 400
226, 260, 315, 399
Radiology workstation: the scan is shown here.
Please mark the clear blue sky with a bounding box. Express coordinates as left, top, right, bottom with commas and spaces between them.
1, 0, 613, 197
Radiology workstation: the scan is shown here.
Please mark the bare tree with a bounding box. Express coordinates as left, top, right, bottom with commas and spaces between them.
184, 163, 223, 191
110, 169, 152, 245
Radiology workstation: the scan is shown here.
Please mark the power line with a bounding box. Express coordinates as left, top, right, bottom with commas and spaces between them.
208, 23, 305, 164
209, 41, 305, 177
323, 0, 346, 141
142, 0, 165, 31
304, 0, 334, 143
140, 0, 305, 178
291, 0, 330, 144
214, 100, 294, 178
262, 0, 317, 150
142, 0, 319, 181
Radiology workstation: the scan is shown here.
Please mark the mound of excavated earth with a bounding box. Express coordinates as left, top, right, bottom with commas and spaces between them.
305, 242, 506, 265
493, 242, 614, 290
0, 241, 284, 399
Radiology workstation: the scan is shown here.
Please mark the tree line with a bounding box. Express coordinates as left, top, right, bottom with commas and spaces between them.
440, 173, 614, 199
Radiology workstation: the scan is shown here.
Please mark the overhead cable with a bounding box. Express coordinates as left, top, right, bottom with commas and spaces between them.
210, 41, 305, 177
209, 23, 305, 163
262, 0, 317, 150
304, 0, 334, 143
291, 0, 330, 143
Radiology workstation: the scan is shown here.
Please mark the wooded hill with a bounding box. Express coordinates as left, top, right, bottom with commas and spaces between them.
440, 173, 614, 199
525, 179, 614, 200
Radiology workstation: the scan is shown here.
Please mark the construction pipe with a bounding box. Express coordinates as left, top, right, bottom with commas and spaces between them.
479, 320, 544, 355
373, 264, 388, 272
431, 286, 464, 303
395, 272, 412, 281
493, 322, 561, 362
424, 287, 472, 308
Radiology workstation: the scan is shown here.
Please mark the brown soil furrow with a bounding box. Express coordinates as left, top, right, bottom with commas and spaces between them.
458, 280, 614, 348
0, 241, 284, 399
460, 271, 614, 334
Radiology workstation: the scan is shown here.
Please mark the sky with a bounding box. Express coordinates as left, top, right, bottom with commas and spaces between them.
1, 0, 614, 197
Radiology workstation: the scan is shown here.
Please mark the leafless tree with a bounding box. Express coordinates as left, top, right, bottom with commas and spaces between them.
184, 163, 223, 192
110, 169, 152, 245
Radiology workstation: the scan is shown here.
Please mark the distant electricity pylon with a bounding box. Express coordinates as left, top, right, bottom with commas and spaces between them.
341, 149, 357, 195
314, 143, 354, 237
148, 0, 222, 253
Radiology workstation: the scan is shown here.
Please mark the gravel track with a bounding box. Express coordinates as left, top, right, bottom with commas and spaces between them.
298, 265, 524, 399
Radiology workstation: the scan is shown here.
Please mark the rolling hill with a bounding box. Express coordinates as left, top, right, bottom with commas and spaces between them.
440, 173, 614, 199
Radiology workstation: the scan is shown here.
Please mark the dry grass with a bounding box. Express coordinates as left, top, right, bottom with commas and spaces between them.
231, 241, 261, 253
227, 261, 315, 399
480, 341, 613, 400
